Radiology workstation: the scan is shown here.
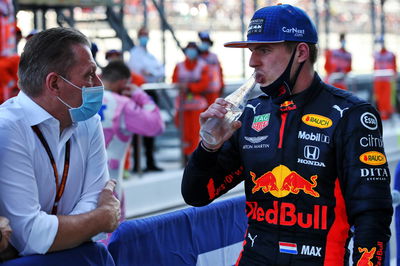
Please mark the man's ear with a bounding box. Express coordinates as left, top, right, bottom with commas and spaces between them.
45, 72, 61, 96
297, 43, 310, 63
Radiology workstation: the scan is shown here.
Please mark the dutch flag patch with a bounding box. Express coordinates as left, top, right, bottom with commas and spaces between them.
279, 242, 298, 255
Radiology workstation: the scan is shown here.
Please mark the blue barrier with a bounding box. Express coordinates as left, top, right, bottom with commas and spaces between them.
108, 195, 247, 266
0, 242, 115, 266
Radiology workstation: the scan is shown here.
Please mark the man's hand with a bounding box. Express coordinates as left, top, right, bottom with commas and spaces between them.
49, 180, 121, 252
199, 98, 242, 150
0, 217, 11, 252
96, 180, 121, 233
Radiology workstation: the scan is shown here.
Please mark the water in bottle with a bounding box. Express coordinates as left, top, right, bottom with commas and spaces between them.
200, 73, 257, 146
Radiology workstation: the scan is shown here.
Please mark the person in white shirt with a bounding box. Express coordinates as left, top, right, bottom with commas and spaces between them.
127, 27, 165, 172
127, 27, 165, 84
0, 27, 120, 260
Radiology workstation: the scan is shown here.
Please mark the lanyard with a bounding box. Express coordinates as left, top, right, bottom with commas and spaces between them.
31, 125, 70, 215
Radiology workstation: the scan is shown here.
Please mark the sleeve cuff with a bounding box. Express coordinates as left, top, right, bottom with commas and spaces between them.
20, 212, 58, 255
200, 141, 219, 153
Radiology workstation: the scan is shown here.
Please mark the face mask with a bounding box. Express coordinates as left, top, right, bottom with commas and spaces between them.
340, 40, 346, 49
260, 46, 304, 104
139, 36, 149, 47
198, 42, 210, 52
185, 48, 198, 60
57, 75, 104, 122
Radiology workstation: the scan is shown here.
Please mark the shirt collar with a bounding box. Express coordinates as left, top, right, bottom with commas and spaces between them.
16, 91, 57, 126
289, 73, 322, 108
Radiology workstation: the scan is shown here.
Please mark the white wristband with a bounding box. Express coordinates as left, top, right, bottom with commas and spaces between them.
200, 141, 219, 152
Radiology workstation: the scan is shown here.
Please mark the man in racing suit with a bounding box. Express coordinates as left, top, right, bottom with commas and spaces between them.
181, 4, 392, 265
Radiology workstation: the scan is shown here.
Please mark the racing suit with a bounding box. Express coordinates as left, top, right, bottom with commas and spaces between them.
182, 74, 392, 265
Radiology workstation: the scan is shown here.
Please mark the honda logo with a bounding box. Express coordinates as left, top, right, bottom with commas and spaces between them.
304, 146, 320, 160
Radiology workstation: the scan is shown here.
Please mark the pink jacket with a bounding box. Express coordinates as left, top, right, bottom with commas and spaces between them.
100, 89, 165, 195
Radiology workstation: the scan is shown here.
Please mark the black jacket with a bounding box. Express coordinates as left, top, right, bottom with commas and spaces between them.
182, 74, 392, 265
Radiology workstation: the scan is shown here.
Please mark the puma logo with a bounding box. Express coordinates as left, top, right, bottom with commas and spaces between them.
333, 105, 349, 118
247, 233, 257, 247
246, 103, 261, 114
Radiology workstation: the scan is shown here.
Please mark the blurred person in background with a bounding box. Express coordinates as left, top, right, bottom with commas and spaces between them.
198, 31, 225, 106
105, 49, 145, 87
99, 60, 164, 228
128, 27, 165, 172
373, 36, 397, 120
0, 53, 19, 103
324, 32, 352, 90
0, 7, 22, 103
105, 49, 146, 175
172, 42, 210, 163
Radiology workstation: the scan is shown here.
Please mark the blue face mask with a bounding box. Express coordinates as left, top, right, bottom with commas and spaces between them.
185, 48, 198, 60
57, 76, 104, 123
139, 36, 149, 47
198, 42, 210, 52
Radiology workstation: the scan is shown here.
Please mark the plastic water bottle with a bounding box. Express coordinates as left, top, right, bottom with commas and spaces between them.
200, 73, 257, 146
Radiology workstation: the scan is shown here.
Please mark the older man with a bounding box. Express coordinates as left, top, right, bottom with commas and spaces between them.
0, 27, 120, 258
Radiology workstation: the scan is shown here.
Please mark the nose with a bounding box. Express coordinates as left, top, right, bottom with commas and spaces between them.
94, 74, 103, 87
249, 51, 260, 69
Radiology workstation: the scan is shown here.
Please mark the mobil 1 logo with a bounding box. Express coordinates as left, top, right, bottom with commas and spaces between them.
298, 131, 330, 144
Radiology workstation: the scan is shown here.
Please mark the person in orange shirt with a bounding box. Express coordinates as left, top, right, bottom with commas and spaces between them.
0, 55, 19, 103
198, 31, 224, 106
324, 33, 352, 90
373, 36, 397, 120
172, 42, 210, 162
0, 2, 20, 104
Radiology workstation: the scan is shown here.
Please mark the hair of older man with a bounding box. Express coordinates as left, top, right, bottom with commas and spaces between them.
18, 27, 90, 98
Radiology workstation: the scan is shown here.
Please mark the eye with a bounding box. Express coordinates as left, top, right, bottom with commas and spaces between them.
258, 48, 269, 54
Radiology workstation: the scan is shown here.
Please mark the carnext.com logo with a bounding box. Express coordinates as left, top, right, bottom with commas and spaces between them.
282, 27, 305, 37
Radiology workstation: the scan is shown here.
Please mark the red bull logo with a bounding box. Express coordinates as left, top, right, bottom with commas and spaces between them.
246, 201, 327, 229
357, 247, 376, 266
280, 100, 297, 112
251, 165, 319, 198
302, 114, 332, 129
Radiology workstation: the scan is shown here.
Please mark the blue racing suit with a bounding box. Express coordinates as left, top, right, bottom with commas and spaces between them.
182, 74, 392, 265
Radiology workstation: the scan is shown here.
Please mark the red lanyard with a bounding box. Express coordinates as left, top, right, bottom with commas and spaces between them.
31, 125, 70, 215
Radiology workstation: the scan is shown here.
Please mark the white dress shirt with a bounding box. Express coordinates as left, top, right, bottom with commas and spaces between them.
0, 91, 109, 255
127, 45, 165, 83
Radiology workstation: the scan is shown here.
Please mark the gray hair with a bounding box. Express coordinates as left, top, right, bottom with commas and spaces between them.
18, 27, 90, 97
